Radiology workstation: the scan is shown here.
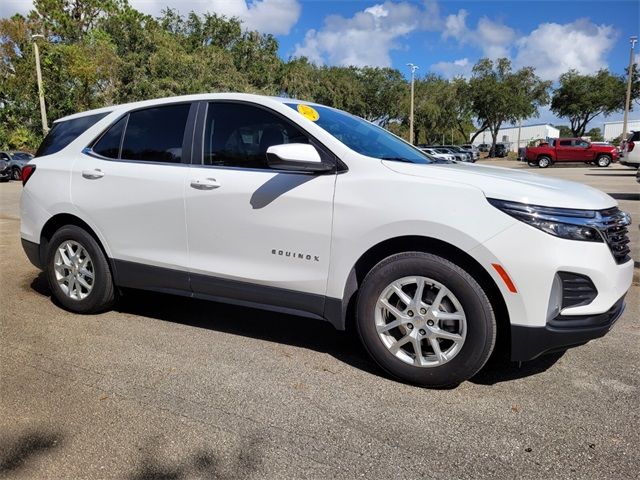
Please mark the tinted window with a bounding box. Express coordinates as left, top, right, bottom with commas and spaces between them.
93, 116, 127, 159
0, 153, 9, 160
121, 104, 190, 163
559, 140, 571, 146
286, 103, 434, 164
204, 103, 309, 169
628, 131, 640, 141
36, 112, 109, 157
574, 140, 589, 148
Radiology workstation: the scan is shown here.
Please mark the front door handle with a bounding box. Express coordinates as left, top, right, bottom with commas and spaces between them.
82, 169, 104, 180
190, 178, 220, 190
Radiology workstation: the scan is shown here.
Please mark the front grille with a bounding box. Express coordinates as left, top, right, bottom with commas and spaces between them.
558, 272, 597, 309
596, 207, 631, 264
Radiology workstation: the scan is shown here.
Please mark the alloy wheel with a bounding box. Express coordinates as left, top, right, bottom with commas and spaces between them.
53, 240, 95, 300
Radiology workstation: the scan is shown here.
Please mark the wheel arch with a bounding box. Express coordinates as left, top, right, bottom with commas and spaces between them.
327, 235, 511, 355
38, 213, 114, 275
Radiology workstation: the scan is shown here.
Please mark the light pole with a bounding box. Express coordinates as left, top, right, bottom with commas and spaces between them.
621, 35, 637, 146
32, 34, 49, 134
407, 63, 418, 144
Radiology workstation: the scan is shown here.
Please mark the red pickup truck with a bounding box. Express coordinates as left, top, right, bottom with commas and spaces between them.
525, 138, 618, 168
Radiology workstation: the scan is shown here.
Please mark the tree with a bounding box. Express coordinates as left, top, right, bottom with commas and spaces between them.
551, 69, 628, 137
469, 58, 550, 155
553, 125, 573, 137
585, 127, 604, 142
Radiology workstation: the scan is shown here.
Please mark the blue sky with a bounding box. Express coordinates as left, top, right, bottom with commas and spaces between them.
3, 0, 639, 128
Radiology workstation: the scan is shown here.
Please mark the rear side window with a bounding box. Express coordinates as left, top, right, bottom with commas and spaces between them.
559, 140, 571, 146
629, 132, 640, 142
92, 116, 127, 159
36, 112, 109, 157
121, 104, 190, 163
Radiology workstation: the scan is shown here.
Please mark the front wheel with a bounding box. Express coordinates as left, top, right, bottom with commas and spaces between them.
596, 155, 611, 167
11, 167, 21, 181
45, 225, 115, 313
356, 252, 496, 388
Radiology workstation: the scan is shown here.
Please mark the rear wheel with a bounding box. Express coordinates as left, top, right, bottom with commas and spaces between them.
356, 252, 496, 388
538, 156, 551, 168
45, 225, 115, 313
596, 155, 611, 167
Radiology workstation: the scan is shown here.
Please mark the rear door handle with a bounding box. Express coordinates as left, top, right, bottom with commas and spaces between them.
82, 169, 104, 180
190, 178, 220, 190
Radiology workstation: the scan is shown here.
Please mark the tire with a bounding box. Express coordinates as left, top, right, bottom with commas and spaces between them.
356, 252, 496, 388
537, 156, 551, 168
45, 225, 115, 313
596, 155, 611, 167
527, 161, 537, 167
11, 167, 21, 181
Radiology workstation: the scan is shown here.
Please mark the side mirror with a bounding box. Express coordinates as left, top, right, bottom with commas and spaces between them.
266, 143, 332, 173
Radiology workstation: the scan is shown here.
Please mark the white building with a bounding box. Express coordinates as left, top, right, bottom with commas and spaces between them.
603, 119, 640, 141
470, 123, 560, 152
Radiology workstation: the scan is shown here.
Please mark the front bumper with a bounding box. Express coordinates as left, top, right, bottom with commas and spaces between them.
510, 296, 625, 361
469, 221, 634, 361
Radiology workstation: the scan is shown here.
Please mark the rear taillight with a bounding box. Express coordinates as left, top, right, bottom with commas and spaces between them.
22, 164, 36, 186
628, 141, 635, 152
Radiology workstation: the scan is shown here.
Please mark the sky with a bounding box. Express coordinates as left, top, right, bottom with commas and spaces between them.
2, 0, 639, 129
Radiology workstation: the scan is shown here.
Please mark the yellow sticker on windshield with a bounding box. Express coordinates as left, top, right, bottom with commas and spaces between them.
297, 104, 319, 122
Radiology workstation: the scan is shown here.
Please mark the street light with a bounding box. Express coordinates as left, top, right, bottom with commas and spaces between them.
407, 63, 419, 145
31, 34, 49, 134
621, 35, 637, 146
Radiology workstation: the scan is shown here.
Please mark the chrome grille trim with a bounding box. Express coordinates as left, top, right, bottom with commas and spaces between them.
592, 208, 632, 264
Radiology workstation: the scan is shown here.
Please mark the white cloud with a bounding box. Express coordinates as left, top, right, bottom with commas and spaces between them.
442, 9, 515, 60
293, 1, 439, 67
430, 57, 472, 78
0, 0, 32, 17
514, 19, 617, 81
129, 0, 301, 35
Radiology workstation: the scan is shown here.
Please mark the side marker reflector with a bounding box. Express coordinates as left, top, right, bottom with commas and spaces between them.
492, 263, 517, 293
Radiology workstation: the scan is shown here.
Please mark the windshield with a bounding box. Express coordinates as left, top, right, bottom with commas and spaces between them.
286, 103, 438, 164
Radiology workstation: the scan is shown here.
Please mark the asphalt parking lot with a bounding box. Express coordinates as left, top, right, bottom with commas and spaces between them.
1, 162, 638, 479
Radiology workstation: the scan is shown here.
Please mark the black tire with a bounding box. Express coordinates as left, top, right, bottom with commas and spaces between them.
596, 155, 611, 167
537, 156, 551, 168
356, 252, 496, 388
11, 167, 21, 181
527, 161, 537, 167
45, 225, 115, 313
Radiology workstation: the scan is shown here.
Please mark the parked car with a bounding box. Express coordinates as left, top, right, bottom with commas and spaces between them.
490, 143, 508, 158
0, 158, 11, 182
420, 147, 455, 162
460, 144, 480, 161
0, 150, 34, 180
21, 93, 633, 388
478, 143, 489, 152
619, 131, 639, 168
442, 145, 474, 162
525, 138, 618, 168
432, 146, 469, 162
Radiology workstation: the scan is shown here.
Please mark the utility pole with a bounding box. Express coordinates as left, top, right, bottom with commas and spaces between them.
622, 35, 637, 146
517, 119, 522, 158
32, 34, 49, 134
407, 63, 418, 145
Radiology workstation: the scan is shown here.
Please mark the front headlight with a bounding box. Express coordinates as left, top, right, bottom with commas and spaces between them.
488, 198, 603, 242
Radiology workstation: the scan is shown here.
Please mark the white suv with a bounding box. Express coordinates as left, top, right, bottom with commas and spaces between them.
620, 131, 640, 168
21, 94, 634, 387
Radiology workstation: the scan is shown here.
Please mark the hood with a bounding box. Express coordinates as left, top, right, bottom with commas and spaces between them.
382, 160, 617, 210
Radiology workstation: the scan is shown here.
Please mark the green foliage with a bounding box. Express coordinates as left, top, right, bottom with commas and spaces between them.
585, 127, 604, 142
551, 69, 627, 137
553, 125, 573, 137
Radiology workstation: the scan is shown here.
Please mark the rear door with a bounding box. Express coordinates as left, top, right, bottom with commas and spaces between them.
555, 139, 573, 161
184, 101, 336, 315
71, 102, 196, 291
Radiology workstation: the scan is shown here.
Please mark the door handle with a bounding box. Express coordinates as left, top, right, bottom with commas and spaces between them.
190, 178, 220, 190
82, 169, 104, 179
